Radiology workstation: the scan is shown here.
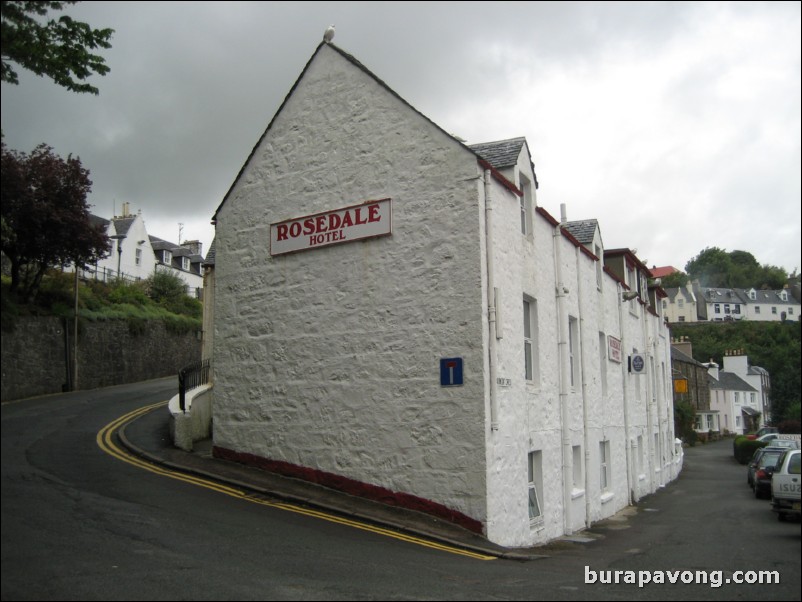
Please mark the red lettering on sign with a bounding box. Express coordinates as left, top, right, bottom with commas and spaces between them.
369, 204, 380, 223
277, 224, 289, 241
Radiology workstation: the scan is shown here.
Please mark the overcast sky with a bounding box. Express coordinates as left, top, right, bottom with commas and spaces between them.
2, 1, 800, 275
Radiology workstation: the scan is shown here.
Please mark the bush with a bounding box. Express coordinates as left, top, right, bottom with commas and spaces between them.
734, 439, 768, 464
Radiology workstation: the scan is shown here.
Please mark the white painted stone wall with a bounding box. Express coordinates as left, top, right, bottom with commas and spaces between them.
213, 44, 489, 524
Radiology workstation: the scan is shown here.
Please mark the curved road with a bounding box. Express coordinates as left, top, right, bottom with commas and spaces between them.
2, 378, 800, 600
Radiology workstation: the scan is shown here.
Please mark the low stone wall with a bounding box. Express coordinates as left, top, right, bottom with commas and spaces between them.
1, 316, 201, 402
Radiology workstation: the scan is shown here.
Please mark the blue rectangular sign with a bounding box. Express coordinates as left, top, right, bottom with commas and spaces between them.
440, 357, 464, 386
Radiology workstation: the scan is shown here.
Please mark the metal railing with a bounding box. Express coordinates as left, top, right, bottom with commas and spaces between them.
178, 359, 211, 412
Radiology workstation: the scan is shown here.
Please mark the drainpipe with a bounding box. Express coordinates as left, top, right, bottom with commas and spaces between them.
618, 284, 634, 504
575, 246, 592, 528
483, 170, 499, 431
554, 204, 572, 533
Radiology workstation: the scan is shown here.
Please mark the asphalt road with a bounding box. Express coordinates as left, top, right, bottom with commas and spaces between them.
2, 379, 800, 600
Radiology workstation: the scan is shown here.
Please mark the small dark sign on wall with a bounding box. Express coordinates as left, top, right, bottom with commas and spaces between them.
440, 357, 463, 386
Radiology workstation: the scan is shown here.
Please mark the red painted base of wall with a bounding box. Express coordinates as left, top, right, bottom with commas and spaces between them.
212, 446, 483, 534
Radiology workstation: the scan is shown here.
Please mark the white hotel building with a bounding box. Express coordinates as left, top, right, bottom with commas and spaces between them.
207, 41, 680, 547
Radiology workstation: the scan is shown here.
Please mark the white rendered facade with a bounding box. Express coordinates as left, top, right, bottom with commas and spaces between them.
210, 42, 679, 547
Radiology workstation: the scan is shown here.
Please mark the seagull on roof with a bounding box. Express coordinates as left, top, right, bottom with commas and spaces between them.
323, 25, 335, 43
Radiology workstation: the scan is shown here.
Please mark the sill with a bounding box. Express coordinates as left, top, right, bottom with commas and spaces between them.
600, 491, 615, 505
529, 517, 545, 530
571, 488, 585, 500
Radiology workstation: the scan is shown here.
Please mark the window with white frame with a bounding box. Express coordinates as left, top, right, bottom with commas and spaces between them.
736, 415, 741, 428
519, 173, 533, 237
523, 298, 539, 383
599, 440, 611, 491
135, 248, 142, 266
594, 245, 603, 290
569, 316, 579, 388
181, 257, 190, 271
755, 306, 761, 314
162, 250, 172, 264
714, 304, 721, 314
572, 445, 583, 492
528, 451, 543, 522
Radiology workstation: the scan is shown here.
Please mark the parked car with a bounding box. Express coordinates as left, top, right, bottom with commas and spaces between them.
771, 449, 801, 521
766, 439, 800, 450
746, 426, 779, 441
747, 446, 786, 488
751, 447, 787, 498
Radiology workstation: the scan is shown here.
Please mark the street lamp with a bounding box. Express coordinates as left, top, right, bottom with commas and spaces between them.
110, 234, 126, 279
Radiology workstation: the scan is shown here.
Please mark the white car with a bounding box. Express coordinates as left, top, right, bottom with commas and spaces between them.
771, 449, 801, 521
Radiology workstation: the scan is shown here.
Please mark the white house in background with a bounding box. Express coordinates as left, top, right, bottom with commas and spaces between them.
721, 349, 772, 425
207, 40, 679, 548
84, 203, 205, 297
738, 287, 800, 322
662, 281, 699, 323
707, 361, 761, 435
89, 203, 156, 282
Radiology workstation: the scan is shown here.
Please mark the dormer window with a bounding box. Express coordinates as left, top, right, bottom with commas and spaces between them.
162, 250, 172, 264
748, 289, 757, 300
181, 257, 190, 271
780, 291, 788, 301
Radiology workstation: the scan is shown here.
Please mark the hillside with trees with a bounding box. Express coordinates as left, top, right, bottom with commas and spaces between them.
670, 321, 801, 428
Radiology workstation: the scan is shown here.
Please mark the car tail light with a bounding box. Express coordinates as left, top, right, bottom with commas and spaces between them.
756, 469, 767, 479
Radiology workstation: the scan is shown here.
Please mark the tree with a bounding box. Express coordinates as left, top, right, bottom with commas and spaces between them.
685, 247, 789, 289
1, 141, 110, 301
1, 1, 113, 95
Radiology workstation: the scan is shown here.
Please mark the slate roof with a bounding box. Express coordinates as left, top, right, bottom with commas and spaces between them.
563, 220, 599, 246
111, 216, 136, 237
469, 138, 527, 170
204, 238, 216, 267
708, 371, 757, 392
671, 346, 705, 366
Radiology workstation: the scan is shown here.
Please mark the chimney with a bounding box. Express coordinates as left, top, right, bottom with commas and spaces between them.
182, 239, 202, 256
121, 202, 130, 217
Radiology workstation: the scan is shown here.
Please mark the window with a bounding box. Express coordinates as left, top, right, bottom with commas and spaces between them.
678, 316, 686, 322
528, 451, 543, 521
572, 445, 583, 491
523, 298, 539, 383
736, 415, 741, 428
678, 298, 684, 308
600, 441, 611, 491
755, 306, 761, 314
714, 304, 721, 314
724, 304, 730, 314
162, 250, 172, 264
135, 248, 142, 266
519, 173, 532, 236
734, 305, 741, 314
734, 392, 740, 404
181, 257, 190, 271
706, 414, 714, 429
594, 245, 603, 290
569, 316, 579, 388
790, 308, 795, 315
772, 307, 777, 315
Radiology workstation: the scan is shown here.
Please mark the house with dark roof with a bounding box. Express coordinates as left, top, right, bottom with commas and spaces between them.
670, 338, 717, 437
207, 40, 679, 548
706, 360, 760, 434
82, 203, 204, 297
662, 281, 699, 323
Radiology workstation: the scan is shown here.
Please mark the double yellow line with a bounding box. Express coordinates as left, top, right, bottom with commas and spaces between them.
97, 403, 496, 561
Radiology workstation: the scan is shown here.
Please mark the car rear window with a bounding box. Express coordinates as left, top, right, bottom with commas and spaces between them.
790, 453, 801, 475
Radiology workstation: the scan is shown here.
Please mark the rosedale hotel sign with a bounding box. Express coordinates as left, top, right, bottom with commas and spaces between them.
270, 198, 392, 256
